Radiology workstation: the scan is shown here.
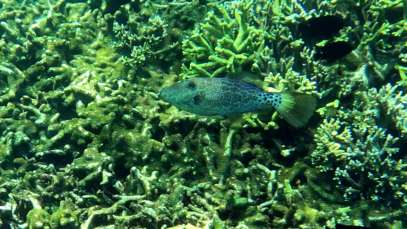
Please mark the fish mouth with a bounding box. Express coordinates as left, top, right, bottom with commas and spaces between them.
157, 89, 162, 98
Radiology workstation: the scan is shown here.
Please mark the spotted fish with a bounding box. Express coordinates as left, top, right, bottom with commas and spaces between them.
158, 78, 317, 127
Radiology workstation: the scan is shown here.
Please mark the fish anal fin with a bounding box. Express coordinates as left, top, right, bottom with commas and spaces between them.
254, 105, 273, 115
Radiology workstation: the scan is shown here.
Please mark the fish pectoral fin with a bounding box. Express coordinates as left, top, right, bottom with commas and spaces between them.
193, 95, 203, 105
187, 95, 203, 107
187, 98, 195, 107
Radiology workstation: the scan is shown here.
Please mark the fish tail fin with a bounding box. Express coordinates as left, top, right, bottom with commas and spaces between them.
275, 92, 317, 128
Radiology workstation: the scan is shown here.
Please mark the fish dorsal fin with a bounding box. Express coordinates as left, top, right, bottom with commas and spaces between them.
226, 71, 265, 88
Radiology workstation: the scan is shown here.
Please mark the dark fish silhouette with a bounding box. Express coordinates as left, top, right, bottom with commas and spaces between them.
299, 15, 345, 41
326, 224, 370, 229
159, 78, 317, 127
314, 41, 354, 62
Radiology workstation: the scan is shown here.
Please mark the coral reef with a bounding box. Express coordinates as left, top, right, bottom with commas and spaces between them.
0, 0, 406, 228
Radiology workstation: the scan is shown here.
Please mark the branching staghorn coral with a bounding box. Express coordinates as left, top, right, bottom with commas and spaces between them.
181, 0, 271, 78
113, 15, 178, 70
312, 83, 407, 203
262, 52, 319, 96
359, 84, 407, 137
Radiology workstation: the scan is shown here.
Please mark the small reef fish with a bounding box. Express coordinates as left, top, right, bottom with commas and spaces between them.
315, 41, 354, 62
158, 78, 317, 128
298, 15, 345, 41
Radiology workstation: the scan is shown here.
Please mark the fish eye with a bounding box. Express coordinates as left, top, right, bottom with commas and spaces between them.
187, 81, 196, 89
